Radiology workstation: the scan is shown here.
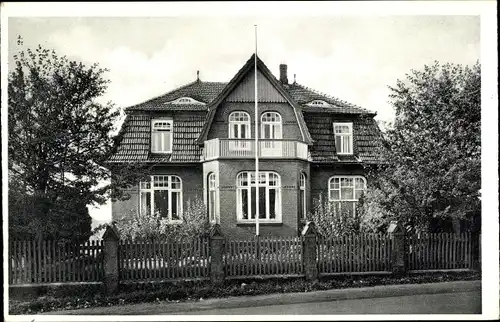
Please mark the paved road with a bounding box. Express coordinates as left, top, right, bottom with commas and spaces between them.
47, 281, 481, 316
172, 291, 481, 315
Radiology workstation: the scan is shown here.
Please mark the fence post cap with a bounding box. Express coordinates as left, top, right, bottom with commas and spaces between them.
102, 224, 120, 241
209, 224, 224, 238
387, 220, 404, 234
301, 221, 318, 237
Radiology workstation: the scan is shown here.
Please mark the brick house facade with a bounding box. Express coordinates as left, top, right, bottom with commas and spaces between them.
108, 54, 384, 238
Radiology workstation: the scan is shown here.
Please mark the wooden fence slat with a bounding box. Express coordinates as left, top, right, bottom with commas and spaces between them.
27, 241, 32, 283
12, 241, 17, 284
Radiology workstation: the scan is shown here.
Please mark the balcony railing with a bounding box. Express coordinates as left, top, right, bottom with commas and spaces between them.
203, 139, 308, 161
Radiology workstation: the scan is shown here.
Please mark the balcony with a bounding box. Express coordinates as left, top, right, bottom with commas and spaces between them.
203, 139, 308, 161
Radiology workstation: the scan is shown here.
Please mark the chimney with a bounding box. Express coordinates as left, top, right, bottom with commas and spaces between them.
279, 64, 288, 84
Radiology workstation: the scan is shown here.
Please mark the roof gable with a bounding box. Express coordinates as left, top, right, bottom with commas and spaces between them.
196, 54, 314, 145
226, 69, 287, 103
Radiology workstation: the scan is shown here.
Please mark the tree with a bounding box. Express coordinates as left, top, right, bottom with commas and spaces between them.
365, 61, 481, 233
8, 37, 122, 241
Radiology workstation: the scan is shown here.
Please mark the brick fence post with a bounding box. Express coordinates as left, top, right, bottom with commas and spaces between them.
102, 224, 120, 294
301, 221, 319, 281
209, 224, 225, 286
387, 220, 406, 275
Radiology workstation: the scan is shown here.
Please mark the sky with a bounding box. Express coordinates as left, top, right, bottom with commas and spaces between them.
3, 12, 483, 224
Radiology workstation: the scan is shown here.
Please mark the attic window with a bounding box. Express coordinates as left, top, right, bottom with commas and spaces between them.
306, 100, 330, 107
165, 97, 206, 105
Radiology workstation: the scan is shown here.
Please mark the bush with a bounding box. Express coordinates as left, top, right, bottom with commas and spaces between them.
113, 197, 213, 242
306, 193, 363, 237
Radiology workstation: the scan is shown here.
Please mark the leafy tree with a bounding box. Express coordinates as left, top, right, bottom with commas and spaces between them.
7, 37, 143, 241
365, 61, 481, 233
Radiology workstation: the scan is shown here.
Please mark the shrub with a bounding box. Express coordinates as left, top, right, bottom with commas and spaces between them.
114, 197, 212, 242
306, 193, 362, 237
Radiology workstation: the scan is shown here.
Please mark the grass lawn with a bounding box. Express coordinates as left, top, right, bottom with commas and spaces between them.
9, 271, 480, 315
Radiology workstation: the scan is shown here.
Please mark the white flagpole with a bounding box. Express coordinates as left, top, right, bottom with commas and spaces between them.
254, 25, 260, 236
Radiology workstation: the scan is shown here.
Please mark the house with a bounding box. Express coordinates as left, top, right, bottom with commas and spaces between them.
108, 54, 384, 238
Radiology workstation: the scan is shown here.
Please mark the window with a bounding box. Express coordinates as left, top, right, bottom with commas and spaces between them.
328, 176, 366, 216
165, 97, 205, 105
333, 123, 353, 155
299, 172, 307, 220
236, 171, 281, 222
151, 119, 173, 153
208, 173, 217, 223
261, 112, 282, 139
139, 175, 182, 223
306, 100, 329, 107
229, 111, 251, 150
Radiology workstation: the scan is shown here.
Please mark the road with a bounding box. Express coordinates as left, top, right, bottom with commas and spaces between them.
46, 281, 481, 316
171, 291, 481, 315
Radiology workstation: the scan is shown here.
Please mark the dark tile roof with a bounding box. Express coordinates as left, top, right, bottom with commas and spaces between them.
126, 81, 227, 111
285, 83, 375, 115
303, 113, 384, 164
125, 79, 375, 116
110, 55, 383, 164
108, 113, 206, 163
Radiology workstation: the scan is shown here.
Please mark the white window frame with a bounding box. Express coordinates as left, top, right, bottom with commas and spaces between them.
306, 100, 330, 107
208, 172, 218, 224
236, 171, 282, 223
151, 119, 173, 153
229, 111, 251, 150
333, 122, 353, 155
260, 112, 282, 140
139, 175, 183, 223
299, 172, 307, 220
328, 176, 366, 216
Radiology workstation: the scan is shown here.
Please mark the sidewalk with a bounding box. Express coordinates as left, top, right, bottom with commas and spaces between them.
47, 280, 481, 315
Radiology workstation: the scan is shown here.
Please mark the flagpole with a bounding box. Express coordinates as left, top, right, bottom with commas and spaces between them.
254, 25, 260, 237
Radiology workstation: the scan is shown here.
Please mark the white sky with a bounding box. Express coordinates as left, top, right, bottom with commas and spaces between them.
5, 15, 481, 223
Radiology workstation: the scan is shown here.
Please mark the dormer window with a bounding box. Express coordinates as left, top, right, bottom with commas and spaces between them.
151, 119, 173, 153
165, 97, 206, 105
333, 122, 353, 155
306, 100, 330, 107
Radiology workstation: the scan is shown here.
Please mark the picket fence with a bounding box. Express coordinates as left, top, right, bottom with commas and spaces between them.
119, 238, 210, 282
9, 240, 104, 284
225, 236, 303, 278
9, 232, 478, 285
407, 233, 474, 270
318, 234, 393, 274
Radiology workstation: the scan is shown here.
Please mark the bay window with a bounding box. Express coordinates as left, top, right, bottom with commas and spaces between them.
236, 171, 281, 222
139, 175, 182, 223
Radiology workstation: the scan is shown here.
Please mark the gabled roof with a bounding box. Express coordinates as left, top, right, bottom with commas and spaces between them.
195, 54, 314, 145
110, 53, 383, 164
126, 81, 227, 112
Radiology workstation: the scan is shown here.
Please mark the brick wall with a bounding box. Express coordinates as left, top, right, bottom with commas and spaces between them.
216, 159, 309, 238
309, 163, 366, 204
111, 165, 204, 222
